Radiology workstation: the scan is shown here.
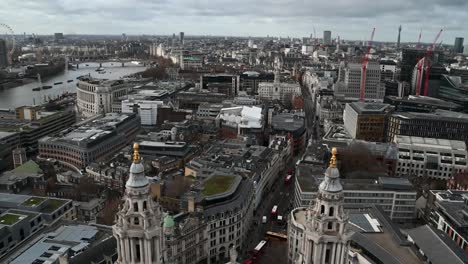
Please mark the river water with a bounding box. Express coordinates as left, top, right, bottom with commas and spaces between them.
0, 62, 146, 109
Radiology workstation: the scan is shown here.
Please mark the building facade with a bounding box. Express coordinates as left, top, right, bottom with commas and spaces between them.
77, 77, 130, 118
335, 63, 385, 102
394, 135, 467, 179
38, 113, 140, 171
343, 102, 392, 142
288, 148, 353, 264
121, 99, 164, 126
387, 110, 468, 142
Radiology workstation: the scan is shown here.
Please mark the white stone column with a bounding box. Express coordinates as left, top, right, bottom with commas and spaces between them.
124, 238, 130, 263
130, 238, 136, 264
116, 237, 121, 262
139, 238, 144, 263
330, 243, 336, 264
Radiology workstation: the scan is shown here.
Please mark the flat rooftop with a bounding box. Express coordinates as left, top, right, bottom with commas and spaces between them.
394, 135, 466, 151
41, 113, 133, 145
348, 102, 391, 114
392, 109, 468, 123
271, 113, 305, 132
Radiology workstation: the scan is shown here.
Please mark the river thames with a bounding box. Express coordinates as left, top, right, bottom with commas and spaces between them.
0, 62, 146, 109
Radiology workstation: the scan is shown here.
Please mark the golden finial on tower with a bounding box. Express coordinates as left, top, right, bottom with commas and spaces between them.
329, 147, 337, 168
133, 143, 141, 163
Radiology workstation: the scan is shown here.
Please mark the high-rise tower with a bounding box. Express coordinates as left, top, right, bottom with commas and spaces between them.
288, 148, 353, 264
397, 25, 402, 48
113, 143, 164, 264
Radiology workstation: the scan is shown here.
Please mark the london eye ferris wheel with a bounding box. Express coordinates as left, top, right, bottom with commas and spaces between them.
0, 23, 16, 65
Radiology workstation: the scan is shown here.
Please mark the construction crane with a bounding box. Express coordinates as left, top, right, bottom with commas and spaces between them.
415, 29, 442, 96
416, 29, 422, 49
422, 29, 443, 96
359, 27, 376, 102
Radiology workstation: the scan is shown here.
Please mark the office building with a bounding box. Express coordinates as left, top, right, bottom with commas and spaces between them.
0, 109, 76, 154
38, 113, 140, 171
438, 74, 468, 110
54, 32, 64, 41
334, 62, 385, 101
411, 61, 448, 96
121, 99, 164, 126
271, 112, 306, 155
425, 190, 468, 254
294, 161, 417, 221
77, 77, 131, 118
380, 60, 399, 81
394, 135, 467, 179
387, 110, 468, 142
400, 48, 429, 83
343, 102, 393, 142
288, 148, 353, 264
180, 32, 184, 45
0, 193, 74, 259
454, 37, 464, 54
201, 74, 240, 97
384, 95, 463, 113
397, 25, 402, 48
323, 30, 332, 45
11, 148, 26, 168
239, 71, 274, 95
0, 39, 7, 68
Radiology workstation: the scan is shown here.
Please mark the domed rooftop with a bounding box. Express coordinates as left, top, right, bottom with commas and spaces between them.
318, 148, 343, 193
163, 214, 175, 229
126, 143, 149, 189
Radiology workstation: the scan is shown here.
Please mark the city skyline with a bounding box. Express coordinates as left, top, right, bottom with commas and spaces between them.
1, 0, 467, 43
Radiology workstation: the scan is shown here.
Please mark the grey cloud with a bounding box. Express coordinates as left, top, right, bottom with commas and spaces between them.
0, 0, 466, 42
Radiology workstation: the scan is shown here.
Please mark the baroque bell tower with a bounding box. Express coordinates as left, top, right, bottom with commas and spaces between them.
113, 143, 164, 264
299, 148, 353, 264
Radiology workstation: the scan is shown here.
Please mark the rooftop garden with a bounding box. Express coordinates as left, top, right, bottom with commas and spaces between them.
202, 176, 235, 196
42, 199, 66, 213
22, 197, 46, 207
0, 213, 24, 225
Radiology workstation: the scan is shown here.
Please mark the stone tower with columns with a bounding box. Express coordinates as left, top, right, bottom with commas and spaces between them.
113, 143, 164, 264
297, 147, 353, 264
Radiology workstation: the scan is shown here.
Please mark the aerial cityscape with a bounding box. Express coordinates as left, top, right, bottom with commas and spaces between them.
0, 1, 468, 263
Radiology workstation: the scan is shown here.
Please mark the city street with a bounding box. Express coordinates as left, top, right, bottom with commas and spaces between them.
241, 164, 296, 262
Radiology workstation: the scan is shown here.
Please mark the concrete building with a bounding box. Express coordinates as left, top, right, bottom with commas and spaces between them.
294, 161, 417, 221
239, 71, 274, 95
288, 148, 353, 264
0, 193, 74, 260
121, 99, 164, 126
76, 77, 131, 118
343, 102, 392, 142
0, 39, 7, 68
438, 74, 468, 110
454, 37, 464, 54
334, 62, 385, 102
323, 30, 332, 45
394, 135, 467, 179
270, 112, 306, 155
113, 144, 164, 264
216, 106, 264, 142
387, 110, 468, 142
201, 74, 240, 97
180, 32, 184, 45
12, 148, 26, 168
38, 113, 140, 171
425, 190, 468, 255
184, 140, 285, 211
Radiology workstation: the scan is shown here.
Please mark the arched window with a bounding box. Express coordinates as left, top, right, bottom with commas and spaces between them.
329, 207, 334, 216
320, 205, 325, 214
133, 202, 138, 212
143, 201, 147, 211
328, 222, 333, 230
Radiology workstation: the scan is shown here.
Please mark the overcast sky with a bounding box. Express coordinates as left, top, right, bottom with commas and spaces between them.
1, 0, 467, 43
